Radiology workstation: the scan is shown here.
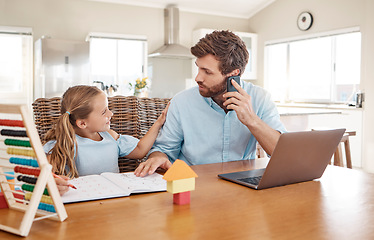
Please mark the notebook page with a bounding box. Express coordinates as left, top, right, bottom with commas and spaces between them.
100, 172, 167, 194
61, 175, 130, 203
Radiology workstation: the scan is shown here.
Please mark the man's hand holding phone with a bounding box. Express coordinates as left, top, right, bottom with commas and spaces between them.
223, 77, 259, 129
226, 75, 241, 94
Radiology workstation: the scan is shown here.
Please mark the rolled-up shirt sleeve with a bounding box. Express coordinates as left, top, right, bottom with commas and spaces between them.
43, 140, 56, 154
255, 88, 287, 134
117, 134, 140, 157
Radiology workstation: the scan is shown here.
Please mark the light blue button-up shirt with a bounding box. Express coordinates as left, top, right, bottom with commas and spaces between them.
150, 81, 287, 165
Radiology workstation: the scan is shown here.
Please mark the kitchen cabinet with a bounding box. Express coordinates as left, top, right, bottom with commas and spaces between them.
192, 28, 257, 80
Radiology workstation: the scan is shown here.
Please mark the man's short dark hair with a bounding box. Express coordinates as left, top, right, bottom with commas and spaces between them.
191, 30, 249, 76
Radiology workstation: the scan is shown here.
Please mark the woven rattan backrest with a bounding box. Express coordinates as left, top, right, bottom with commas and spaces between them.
32, 96, 170, 172
108, 96, 139, 138
32, 97, 62, 141
108, 96, 140, 172
138, 98, 170, 138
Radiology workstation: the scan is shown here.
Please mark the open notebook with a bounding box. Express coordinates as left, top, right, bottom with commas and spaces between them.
61, 172, 166, 203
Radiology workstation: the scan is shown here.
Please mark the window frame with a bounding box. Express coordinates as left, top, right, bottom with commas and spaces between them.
264, 27, 361, 105
86, 32, 148, 96
0, 26, 33, 105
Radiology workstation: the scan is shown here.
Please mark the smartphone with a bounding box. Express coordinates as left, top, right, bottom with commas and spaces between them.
226, 75, 240, 111
226, 75, 240, 93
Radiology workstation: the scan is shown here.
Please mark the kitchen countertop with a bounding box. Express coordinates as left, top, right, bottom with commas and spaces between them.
276, 102, 364, 116
276, 102, 362, 110
277, 107, 342, 116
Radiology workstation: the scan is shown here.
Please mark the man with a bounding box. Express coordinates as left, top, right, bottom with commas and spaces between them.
134, 30, 286, 177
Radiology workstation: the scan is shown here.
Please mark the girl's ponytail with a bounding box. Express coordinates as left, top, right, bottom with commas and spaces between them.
45, 111, 79, 178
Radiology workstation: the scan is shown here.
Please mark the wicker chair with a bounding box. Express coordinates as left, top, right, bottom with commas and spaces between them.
32, 96, 170, 172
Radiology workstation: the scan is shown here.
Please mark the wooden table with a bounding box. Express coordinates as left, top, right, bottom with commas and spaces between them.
1, 159, 374, 239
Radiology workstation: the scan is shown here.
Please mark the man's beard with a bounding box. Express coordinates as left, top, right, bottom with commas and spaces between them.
198, 79, 226, 98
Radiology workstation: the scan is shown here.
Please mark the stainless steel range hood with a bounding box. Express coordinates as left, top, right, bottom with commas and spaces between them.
149, 5, 193, 59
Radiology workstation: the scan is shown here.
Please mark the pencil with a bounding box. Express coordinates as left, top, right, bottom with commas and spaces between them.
52, 173, 77, 189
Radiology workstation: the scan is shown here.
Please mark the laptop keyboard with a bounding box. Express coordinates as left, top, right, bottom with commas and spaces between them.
238, 176, 262, 186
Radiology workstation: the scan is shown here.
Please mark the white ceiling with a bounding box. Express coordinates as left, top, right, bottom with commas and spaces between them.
89, 0, 276, 19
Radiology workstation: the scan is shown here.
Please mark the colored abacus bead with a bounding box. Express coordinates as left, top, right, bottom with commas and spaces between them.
14, 166, 41, 177
21, 184, 49, 195
6, 147, 36, 158
24, 192, 33, 202
4, 139, 31, 147
11, 157, 29, 166
0, 119, 24, 127
17, 175, 23, 181
26, 176, 37, 184
40, 196, 54, 205
9, 157, 39, 167
0, 129, 28, 137
17, 175, 38, 184
25, 192, 54, 205
38, 202, 56, 213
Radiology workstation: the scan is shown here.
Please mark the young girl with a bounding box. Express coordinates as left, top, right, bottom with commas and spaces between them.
43, 85, 169, 195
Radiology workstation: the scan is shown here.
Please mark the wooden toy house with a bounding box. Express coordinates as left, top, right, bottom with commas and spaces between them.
163, 159, 198, 205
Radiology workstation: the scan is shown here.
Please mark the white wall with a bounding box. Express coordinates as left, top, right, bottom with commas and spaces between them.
0, 0, 251, 100
0, 0, 251, 54
248, 0, 374, 173
361, 0, 374, 173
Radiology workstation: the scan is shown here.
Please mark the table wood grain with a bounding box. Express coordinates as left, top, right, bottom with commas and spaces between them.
1, 158, 374, 239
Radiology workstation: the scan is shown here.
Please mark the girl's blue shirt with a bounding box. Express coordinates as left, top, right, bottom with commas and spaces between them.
43, 131, 139, 176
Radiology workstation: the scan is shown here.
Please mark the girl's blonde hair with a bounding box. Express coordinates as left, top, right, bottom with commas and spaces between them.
44, 85, 103, 178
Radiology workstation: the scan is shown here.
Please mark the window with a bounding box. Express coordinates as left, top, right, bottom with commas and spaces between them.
0, 27, 33, 105
87, 33, 147, 96
265, 29, 361, 104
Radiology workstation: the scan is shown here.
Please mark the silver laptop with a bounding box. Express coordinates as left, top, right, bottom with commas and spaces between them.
218, 129, 345, 190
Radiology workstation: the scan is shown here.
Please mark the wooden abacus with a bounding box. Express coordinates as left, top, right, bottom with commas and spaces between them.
0, 104, 67, 237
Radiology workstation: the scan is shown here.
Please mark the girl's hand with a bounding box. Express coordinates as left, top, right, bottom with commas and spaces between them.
54, 175, 70, 196
155, 102, 170, 126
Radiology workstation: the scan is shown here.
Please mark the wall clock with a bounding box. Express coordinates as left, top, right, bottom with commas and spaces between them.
297, 12, 313, 31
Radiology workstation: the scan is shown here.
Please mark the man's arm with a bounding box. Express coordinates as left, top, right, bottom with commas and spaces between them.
223, 79, 281, 156
240, 115, 281, 156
